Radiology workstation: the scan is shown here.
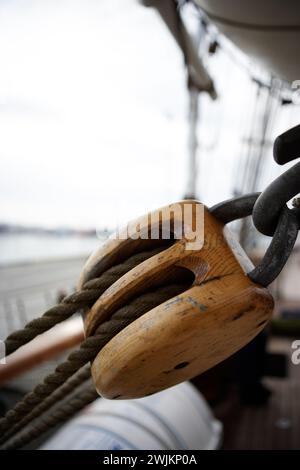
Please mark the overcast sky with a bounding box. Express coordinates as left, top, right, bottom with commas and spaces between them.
0, 0, 299, 230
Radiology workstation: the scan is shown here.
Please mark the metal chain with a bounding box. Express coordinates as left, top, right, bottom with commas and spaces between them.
210, 124, 300, 286
253, 124, 300, 236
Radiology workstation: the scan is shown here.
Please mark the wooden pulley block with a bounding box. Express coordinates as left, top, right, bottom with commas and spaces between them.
78, 201, 274, 400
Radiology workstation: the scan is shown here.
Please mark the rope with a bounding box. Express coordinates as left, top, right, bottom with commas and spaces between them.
4, 248, 163, 355
0, 283, 186, 448
0, 248, 167, 435
2, 384, 98, 450
0, 365, 91, 444
1, 247, 164, 434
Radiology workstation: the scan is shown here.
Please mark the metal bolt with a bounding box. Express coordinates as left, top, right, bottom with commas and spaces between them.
292, 197, 300, 208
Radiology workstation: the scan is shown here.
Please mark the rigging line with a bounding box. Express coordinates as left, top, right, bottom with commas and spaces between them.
240, 83, 262, 194
246, 85, 271, 193
232, 80, 259, 196
194, 4, 300, 31
250, 79, 279, 193
237, 83, 263, 247
239, 80, 281, 248
255, 83, 283, 189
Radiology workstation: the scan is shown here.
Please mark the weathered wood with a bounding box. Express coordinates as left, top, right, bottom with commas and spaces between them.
0, 317, 84, 386
81, 201, 274, 399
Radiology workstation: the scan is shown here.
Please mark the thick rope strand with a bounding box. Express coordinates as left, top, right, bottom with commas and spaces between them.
2, 385, 99, 450
0, 284, 184, 439
4, 248, 162, 355
1, 247, 164, 432
0, 365, 91, 444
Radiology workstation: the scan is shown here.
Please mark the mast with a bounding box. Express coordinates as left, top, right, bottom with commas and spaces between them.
184, 84, 199, 199
140, 0, 216, 200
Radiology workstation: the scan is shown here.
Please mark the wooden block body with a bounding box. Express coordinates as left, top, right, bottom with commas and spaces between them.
79, 201, 274, 399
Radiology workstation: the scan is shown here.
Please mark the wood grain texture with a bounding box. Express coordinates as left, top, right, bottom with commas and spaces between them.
81, 201, 274, 399
0, 317, 84, 386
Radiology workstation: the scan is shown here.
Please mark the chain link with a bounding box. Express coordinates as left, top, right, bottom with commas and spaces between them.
210, 124, 300, 286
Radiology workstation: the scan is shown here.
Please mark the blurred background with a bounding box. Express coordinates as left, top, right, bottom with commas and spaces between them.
0, 0, 300, 450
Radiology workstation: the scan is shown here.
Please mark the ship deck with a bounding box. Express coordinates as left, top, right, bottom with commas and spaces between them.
213, 337, 300, 450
